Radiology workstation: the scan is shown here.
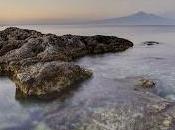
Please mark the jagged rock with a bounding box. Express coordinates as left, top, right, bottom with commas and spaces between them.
0, 27, 133, 99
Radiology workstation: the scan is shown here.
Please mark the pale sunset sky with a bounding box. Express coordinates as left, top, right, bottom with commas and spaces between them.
0, 0, 175, 23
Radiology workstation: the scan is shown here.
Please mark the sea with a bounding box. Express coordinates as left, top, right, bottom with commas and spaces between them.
1, 25, 175, 129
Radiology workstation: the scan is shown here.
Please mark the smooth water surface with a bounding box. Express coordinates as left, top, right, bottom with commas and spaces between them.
1, 25, 175, 129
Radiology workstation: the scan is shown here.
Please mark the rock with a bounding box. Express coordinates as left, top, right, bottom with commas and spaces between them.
77, 106, 174, 130
0, 27, 133, 99
46, 99, 175, 130
137, 78, 156, 89
163, 118, 172, 128
143, 41, 160, 46
35, 77, 175, 130
15, 62, 92, 99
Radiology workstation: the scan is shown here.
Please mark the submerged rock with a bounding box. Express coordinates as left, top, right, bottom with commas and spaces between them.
42, 88, 175, 130
137, 78, 156, 89
143, 41, 160, 46
0, 27, 133, 99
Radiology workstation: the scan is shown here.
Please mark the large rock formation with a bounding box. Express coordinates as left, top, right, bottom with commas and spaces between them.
0, 27, 133, 99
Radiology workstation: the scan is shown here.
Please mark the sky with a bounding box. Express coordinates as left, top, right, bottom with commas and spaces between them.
0, 0, 175, 23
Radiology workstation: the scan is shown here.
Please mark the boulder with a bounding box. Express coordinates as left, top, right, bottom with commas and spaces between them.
14, 62, 92, 99
137, 78, 156, 88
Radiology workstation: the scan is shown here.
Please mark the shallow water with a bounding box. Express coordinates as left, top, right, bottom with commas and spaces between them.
1, 25, 175, 129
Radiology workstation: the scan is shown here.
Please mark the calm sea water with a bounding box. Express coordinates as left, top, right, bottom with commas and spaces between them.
1, 25, 175, 129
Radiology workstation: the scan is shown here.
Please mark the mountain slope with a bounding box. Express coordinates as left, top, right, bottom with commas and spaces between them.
95, 11, 175, 25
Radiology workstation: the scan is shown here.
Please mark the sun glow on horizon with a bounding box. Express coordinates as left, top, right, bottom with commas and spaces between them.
0, 0, 175, 23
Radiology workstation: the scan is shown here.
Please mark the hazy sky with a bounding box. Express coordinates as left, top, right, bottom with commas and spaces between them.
0, 0, 175, 23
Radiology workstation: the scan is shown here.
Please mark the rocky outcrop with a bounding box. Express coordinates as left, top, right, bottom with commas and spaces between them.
14, 62, 92, 99
0, 27, 133, 99
143, 41, 160, 46
137, 78, 156, 89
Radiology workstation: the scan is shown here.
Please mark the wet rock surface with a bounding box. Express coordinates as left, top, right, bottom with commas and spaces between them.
19, 75, 174, 130
0, 27, 133, 99
137, 78, 156, 89
38, 80, 175, 130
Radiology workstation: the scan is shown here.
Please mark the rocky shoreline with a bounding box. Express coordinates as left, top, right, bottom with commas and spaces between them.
0, 27, 133, 99
1, 27, 175, 130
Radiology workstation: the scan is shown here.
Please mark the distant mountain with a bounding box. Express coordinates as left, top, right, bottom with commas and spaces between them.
93, 11, 175, 25
7, 11, 175, 26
